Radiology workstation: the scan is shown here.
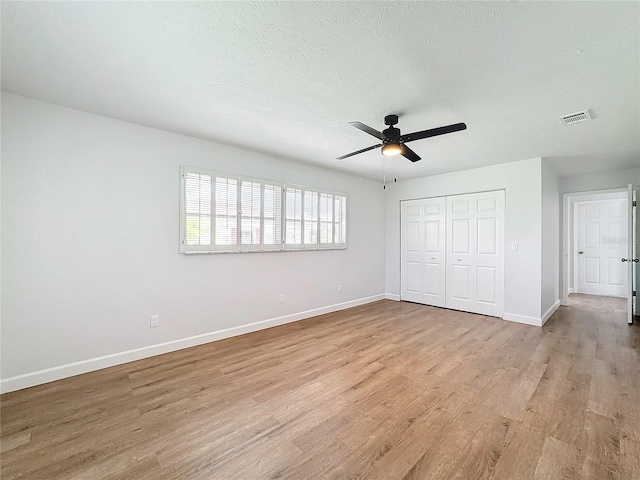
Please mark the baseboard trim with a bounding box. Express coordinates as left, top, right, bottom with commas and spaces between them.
502, 312, 542, 327
0, 294, 386, 394
541, 300, 561, 326
385, 293, 401, 301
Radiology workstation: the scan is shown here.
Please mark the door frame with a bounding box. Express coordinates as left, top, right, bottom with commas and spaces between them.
562, 188, 628, 305
628, 185, 637, 323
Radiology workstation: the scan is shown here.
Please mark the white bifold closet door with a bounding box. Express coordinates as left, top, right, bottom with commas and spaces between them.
401, 197, 446, 307
400, 190, 505, 317
446, 191, 505, 316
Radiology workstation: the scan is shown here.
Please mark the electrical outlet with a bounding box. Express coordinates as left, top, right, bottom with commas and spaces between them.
511, 243, 518, 252
337, 285, 342, 293
150, 315, 159, 328
279, 294, 285, 304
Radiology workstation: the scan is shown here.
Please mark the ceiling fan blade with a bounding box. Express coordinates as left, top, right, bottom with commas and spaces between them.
401, 145, 421, 162
336, 143, 382, 160
349, 121, 384, 140
401, 122, 467, 143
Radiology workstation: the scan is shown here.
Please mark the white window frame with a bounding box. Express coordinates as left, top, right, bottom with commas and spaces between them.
284, 184, 348, 252
180, 166, 347, 254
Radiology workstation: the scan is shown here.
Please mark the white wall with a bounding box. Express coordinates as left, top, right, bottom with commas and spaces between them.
385, 157, 543, 324
560, 167, 640, 194
0, 93, 386, 391
541, 159, 560, 323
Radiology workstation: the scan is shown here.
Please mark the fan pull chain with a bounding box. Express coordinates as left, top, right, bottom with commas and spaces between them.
383, 159, 386, 190
394, 157, 397, 182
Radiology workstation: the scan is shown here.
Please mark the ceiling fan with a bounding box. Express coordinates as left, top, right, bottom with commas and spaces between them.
337, 114, 467, 162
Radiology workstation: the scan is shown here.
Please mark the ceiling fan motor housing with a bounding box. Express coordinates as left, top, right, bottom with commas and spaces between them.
383, 126, 401, 144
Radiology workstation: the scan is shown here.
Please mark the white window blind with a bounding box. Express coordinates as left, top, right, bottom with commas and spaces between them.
180, 166, 346, 253
303, 190, 318, 247
241, 180, 261, 246
215, 177, 238, 246
184, 172, 212, 246
319, 192, 333, 246
285, 187, 303, 247
263, 184, 282, 247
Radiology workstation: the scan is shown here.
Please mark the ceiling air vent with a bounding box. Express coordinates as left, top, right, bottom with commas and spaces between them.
559, 110, 592, 126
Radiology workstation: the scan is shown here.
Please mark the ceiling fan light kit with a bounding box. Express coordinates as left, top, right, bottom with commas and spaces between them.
337, 114, 467, 163
381, 143, 403, 156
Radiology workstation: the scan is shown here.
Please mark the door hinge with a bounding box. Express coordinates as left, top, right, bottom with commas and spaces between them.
634, 291, 637, 297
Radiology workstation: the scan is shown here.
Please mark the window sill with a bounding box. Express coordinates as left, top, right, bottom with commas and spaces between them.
181, 246, 348, 255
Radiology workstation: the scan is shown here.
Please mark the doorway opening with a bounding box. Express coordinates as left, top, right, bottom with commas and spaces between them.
562, 186, 638, 324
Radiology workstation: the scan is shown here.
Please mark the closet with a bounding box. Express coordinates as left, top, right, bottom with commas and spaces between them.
401, 190, 505, 317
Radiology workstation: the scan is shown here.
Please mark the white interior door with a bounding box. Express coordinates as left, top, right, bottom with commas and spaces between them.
401, 197, 446, 307
576, 199, 627, 297
445, 191, 505, 317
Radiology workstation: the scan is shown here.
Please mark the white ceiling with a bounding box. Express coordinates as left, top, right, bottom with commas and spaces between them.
2, 1, 639, 181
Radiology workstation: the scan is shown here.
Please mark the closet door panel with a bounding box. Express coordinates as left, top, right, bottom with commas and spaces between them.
446, 191, 504, 317
401, 200, 423, 301
451, 264, 471, 301
404, 262, 420, 293
446, 194, 476, 312
476, 266, 497, 304
452, 219, 471, 253
472, 191, 505, 316
424, 263, 441, 296
401, 197, 446, 307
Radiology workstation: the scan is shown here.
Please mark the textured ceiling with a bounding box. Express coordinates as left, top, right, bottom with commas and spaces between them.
2, 1, 639, 181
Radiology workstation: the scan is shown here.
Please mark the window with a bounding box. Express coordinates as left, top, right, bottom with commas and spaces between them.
263, 184, 282, 246
316, 193, 347, 248
303, 190, 318, 247
285, 187, 302, 247
180, 166, 347, 253
215, 176, 237, 246
241, 180, 261, 246
184, 171, 212, 247
283, 186, 347, 250
319, 193, 333, 246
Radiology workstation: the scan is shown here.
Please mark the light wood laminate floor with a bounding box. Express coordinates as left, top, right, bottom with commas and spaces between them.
2, 295, 639, 479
